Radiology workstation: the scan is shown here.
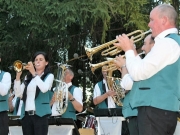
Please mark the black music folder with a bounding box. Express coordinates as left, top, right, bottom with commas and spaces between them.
93, 108, 123, 117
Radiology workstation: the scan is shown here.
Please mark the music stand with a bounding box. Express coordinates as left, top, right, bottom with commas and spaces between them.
9, 115, 21, 126
93, 108, 123, 117
48, 117, 80, 135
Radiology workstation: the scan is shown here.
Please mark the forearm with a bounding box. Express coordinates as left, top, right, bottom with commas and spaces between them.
72, 100, 83, 112
8, 97, 14, 112
93, 93, 108, 105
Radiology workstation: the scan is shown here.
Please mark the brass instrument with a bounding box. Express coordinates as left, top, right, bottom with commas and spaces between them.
54, 63, 69, 115
13, 60, 28, 72
106, 69, 124, 106
85, 29, 151, 60
90, 51, 145, 73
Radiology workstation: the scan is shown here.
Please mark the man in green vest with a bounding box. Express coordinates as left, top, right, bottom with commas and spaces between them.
114, 34, 155, 135
114, 4, 180, 135
51, 68, 83, 135
0, 53, 11, 135
93, 65, 117, 108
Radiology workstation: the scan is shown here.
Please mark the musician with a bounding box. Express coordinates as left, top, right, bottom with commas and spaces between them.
51, 68, 83, 118
114, 34, 155, 135
114, 4, 180, 135
14, 51, 54, 135
93, 65, 117, 108
0, 53, 11, 135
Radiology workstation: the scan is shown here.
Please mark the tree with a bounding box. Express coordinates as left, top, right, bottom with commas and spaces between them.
0, 0, 179, 106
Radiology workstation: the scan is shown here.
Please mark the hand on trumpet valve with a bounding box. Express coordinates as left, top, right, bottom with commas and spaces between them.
113, 55, 126, 70
106, 90, 117, 97
113, 34, 134, 52
25, 62, 36, 75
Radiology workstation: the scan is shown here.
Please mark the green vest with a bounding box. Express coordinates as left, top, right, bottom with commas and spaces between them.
96, 81, 120, 108
20, 74, 52, 119
122, 81, 138, 118
130, 34, 180, 111
0, 71, 9, 112
61, 85, 76, 120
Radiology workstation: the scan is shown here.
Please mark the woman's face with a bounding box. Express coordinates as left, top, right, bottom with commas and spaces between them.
34, 54, 48, 71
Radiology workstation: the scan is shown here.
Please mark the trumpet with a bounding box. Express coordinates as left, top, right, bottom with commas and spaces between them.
84, 29, 151, 60
12, 60, 28, 72
12, 60, 35, 72
90, 51, 145, 73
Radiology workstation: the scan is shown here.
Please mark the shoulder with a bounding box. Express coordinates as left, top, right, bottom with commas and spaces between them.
45, 73, 54, 79
96, 80, 102, 84
74, 86, 82, 92
2, 71, 11, 77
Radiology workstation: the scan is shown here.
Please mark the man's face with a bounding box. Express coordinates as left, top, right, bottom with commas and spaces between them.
141, 35, 154, 55
102, 70, 107, 80
148, 7, 164, 38
63, 69, 73, 83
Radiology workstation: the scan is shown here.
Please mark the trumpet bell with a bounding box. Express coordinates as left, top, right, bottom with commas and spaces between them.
13, 60, 24, 72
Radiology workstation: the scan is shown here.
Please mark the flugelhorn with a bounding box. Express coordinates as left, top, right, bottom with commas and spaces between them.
84, 29, 151, 60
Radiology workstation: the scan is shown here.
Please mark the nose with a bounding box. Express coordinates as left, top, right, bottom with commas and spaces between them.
141, 45, 144, 51
148, 21, 151, 28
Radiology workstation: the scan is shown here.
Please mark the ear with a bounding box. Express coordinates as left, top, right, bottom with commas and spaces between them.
162, 16, 168, 25
45, 62, 48, 66
70, 75, 74, 80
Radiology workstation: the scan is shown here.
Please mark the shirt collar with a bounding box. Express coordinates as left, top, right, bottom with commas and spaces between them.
66, 82, 72, 88
155, 28, 178, 40
103, 79, 106, 84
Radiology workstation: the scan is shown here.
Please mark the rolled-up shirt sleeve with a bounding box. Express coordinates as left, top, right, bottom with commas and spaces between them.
0, 72, 11, 96
73, 87, 83, 105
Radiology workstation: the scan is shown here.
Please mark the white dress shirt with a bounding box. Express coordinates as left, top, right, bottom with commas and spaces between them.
52, 82, 83, 116
125, 28, 180, 81
93, 79, 116, 108
121, 56, 141, 90
0, 70, 11, 96
14, 73, 54, 111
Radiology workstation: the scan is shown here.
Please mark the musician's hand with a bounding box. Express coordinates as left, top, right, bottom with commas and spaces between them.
106, 90, 117, 97
113, 34, 134, 52
8, 94, 14, 101
25, 62, 36, 76
114, 55, 126, 71
50, 92, 57, 106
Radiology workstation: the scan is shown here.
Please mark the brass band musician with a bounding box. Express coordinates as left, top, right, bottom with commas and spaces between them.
114, 34, 155, 135
113, 4, 180, 135
0, 53, 11, 135
93, 65, 117, 109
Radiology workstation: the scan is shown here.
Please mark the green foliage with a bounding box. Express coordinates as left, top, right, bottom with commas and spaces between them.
0, 0, 179, 105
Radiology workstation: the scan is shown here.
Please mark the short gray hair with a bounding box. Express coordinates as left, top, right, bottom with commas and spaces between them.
157, 4, 177, 26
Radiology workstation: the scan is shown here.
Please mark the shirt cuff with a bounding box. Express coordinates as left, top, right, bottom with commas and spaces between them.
125, 50, 136, 58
